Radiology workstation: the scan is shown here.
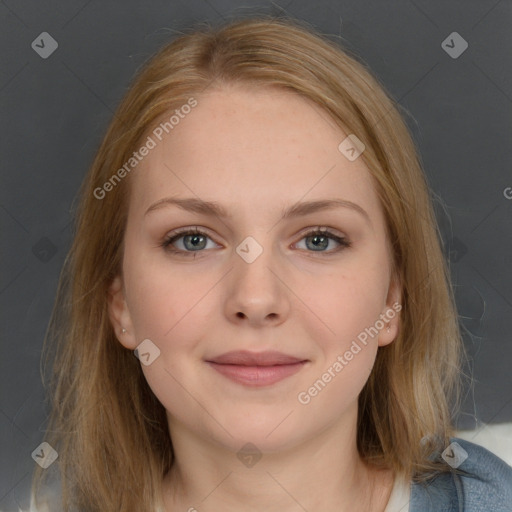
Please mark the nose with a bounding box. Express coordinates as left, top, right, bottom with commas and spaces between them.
224, 240, 291, 328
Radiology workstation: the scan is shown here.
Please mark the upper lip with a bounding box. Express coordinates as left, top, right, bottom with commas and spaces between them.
206, 350, 307, 366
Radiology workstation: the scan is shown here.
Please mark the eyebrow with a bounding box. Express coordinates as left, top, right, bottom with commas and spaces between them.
144, 196, 371, 224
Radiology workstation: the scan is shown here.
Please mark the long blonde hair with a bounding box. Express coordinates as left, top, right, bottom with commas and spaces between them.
32, 16, 465, 511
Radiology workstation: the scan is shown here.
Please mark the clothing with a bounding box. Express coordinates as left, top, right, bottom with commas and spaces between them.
407, 437, 512, 511
385, 475, 411, 511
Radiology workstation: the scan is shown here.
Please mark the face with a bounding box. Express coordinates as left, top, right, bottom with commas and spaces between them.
108, 85, 400, 454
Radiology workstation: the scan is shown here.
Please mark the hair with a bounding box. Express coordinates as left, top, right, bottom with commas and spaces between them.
31, 15, 467, 512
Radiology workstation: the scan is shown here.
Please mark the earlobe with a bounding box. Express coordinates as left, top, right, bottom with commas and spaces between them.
107, 275, 137, 350
378, 320, 399, 347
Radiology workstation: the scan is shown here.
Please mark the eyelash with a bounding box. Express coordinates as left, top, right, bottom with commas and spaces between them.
160, 226, 351, 257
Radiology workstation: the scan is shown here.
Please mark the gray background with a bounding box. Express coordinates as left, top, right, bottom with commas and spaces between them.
1, 0, 511, 509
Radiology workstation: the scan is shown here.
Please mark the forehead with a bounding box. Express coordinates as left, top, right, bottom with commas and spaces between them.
129, 85, 381, 223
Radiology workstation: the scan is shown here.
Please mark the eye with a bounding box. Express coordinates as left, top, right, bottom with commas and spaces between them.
160, 226, 351, 257
161, 227, 218, 257
295, 228, 351, 254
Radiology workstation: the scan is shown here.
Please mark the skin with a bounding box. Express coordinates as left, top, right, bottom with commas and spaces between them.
108, 84, 401, 511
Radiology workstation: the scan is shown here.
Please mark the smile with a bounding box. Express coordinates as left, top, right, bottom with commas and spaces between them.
206, 360, 308, 387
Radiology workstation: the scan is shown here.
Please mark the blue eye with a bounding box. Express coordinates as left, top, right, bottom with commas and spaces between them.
161, 227, 351, 257
297, 229, 351, 252
161, 228, 216, 254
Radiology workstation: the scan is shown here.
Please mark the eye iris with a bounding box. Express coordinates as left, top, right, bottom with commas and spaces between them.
184, 234, 206, 251
307, 234, 328, 251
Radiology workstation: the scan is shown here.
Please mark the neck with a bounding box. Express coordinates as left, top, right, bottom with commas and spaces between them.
162, 405, 394, 512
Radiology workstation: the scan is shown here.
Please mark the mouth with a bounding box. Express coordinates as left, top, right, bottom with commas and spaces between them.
205, 350, 309, 387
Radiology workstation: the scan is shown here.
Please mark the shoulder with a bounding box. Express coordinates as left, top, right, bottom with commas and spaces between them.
454, 437, 512, 510
410, 437, 512, 511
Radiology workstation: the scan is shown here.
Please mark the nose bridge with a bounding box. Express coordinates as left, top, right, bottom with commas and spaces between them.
234, 233, 278, 294
226, 233, 289, 324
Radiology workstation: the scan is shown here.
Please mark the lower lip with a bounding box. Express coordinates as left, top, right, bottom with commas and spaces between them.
206, 361, 307, 387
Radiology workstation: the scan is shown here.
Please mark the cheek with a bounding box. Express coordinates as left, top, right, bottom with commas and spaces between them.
123, 248, 217, 366
124, 243, 192, 334
302, 257, 390, 350
295, 270, 387, 416
123, 253, 213, 423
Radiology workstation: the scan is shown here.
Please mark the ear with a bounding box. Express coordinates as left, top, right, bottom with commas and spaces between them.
378, 272, 402, 348
107, 275, 138, 350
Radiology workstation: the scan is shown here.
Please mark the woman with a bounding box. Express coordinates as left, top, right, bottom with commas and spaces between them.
31, 16, 512, 511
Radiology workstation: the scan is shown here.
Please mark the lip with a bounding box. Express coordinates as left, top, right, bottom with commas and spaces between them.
205, 350, 309, 387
